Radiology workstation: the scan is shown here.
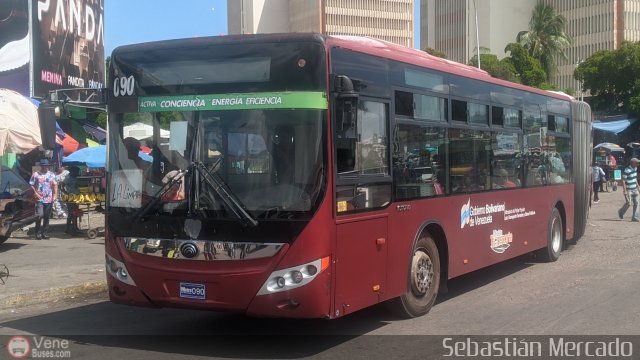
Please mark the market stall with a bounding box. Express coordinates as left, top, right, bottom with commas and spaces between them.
62, 146, 106, 238
593, 142, 624, 192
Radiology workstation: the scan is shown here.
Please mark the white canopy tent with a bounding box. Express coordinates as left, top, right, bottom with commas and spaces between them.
0, 89, 42, 156
123, 122, 170, 140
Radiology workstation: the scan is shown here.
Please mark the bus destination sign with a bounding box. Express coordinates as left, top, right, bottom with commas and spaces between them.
138, 92, 328, 112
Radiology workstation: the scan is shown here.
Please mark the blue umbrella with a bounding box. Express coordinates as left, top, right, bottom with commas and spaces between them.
63, 145, 106, 168
63, 145, 152, 168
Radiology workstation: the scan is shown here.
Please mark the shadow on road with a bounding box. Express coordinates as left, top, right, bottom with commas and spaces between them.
437, 254, 535, 304
0, 243, 26, 253
1, 298, 400, 358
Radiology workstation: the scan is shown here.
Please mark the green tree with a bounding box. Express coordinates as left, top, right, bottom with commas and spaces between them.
468, 52, 519, 83
517, 2, 571, 82
503, 43, 547, 88
423, 47, 447, 59
96, 112, 107, 128
575, 42, 640, 115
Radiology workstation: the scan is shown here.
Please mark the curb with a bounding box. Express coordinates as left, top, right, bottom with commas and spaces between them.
0, 280, 108, 311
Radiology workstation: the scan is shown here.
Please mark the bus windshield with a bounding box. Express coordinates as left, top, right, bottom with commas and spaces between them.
108, 108, 326, 220
107, 36, 328, 223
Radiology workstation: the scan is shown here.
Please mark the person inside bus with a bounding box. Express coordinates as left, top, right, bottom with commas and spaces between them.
493, 169, 517, 189
123, 137, 150, 171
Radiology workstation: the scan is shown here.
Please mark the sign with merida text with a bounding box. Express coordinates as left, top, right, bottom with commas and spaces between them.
138, 92, 328, 112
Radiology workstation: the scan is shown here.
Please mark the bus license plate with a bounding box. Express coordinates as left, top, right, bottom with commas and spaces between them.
179, 282, 206, 300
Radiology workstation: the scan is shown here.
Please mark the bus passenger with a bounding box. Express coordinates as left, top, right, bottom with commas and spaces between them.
123, 137, 150, 171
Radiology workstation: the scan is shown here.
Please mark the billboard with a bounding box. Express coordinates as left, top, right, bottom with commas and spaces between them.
0, 0, 30, 96
32, 0, 105, 102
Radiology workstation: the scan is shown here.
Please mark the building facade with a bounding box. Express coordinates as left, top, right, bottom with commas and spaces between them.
541, 0, 640, 92
227, 0, 414, 48
420, 0, 640, 91
420, 0, 534, 64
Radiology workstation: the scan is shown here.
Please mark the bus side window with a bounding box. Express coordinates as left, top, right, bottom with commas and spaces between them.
337, 148, 355, 173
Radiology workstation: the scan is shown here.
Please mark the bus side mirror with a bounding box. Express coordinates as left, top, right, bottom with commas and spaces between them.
334, 75, 359, 137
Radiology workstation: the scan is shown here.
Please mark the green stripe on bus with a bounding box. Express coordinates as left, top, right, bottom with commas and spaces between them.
138, 92, 328, 112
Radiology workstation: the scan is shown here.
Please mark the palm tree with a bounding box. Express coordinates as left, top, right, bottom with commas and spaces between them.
517, 2, 571, 82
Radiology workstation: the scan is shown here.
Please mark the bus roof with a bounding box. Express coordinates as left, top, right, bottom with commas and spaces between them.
324, 35, 574, 102
111, 32, 573, 103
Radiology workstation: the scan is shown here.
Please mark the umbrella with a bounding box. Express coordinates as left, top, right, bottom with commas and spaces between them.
63, 145, 106, 168
61, 133, 80, 155
63, 145, 152, 168
594, 142, 625, 152
82, 124, 106, 142
0, 88, 42, 155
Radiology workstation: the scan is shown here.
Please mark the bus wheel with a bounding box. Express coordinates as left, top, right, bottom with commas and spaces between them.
387, 234, 440, 318
541, 208, 563, 262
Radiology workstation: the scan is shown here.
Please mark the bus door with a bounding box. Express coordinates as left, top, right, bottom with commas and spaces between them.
333, 98, 391, 316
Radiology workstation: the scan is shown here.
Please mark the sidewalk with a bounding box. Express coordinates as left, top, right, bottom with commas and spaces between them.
0, 216, 107, 313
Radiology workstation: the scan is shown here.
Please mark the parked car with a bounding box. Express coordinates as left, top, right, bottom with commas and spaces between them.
0, 166, 36, 244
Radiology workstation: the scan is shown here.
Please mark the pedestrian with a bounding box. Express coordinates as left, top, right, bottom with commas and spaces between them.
61, 166, 80, 234
29, 159, 58, 239
592, 161, 606, 203
618, 158, 639, 222
53, 165, 69, 219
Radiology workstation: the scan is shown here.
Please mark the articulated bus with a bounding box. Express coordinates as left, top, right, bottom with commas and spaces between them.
105, 33, 591, 319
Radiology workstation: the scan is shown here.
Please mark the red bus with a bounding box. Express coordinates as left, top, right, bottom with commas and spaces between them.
105, 34, 592, 318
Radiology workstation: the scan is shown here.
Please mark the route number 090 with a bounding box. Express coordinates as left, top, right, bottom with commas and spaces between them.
113, 76, 135, 97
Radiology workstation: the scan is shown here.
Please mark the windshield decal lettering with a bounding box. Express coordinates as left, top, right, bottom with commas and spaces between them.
138, 92, 327, 112
110, 170, 143, 208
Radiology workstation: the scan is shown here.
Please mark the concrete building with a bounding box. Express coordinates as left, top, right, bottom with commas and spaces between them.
227, 0, 414, 48
541, 0, 640, 92
420, 0, 534, 64
420, 0, 640, 91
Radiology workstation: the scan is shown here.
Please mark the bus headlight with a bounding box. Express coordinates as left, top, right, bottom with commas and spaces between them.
256, 256, 329, 295
105, 253, 136, 286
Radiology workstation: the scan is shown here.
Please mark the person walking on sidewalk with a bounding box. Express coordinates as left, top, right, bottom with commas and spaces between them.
592, 162, 606, 203
53, 165, 69, 219
618, 158, 639, 222
61, 166, 80, 234
29, 159, 58, 239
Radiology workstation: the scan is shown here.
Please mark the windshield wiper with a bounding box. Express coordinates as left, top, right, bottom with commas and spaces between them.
192, 161, 258, 227
131, 170, 187, 222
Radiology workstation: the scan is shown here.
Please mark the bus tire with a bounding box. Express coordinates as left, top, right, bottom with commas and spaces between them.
541, 208, 563, 262
387, 234, 440, 318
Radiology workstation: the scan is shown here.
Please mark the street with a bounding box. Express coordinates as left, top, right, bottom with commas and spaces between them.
1, 188, 639, 358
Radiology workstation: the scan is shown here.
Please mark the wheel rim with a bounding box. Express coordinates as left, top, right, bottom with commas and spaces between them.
411, 249, 434, 296
551, 217, 562, 253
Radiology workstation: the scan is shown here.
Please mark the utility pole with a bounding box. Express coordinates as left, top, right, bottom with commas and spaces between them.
473, 0, 480, 69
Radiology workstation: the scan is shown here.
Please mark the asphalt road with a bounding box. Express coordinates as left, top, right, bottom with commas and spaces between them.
1, 189, 639, 359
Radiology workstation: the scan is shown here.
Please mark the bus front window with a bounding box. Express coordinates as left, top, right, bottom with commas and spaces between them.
108, 109, 326, 220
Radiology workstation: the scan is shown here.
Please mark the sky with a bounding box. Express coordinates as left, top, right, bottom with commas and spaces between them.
104, 0, 421, 55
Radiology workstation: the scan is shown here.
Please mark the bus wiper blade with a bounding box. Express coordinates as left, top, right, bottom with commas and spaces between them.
131, 170, 187, 222
193, 161, 258, 227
